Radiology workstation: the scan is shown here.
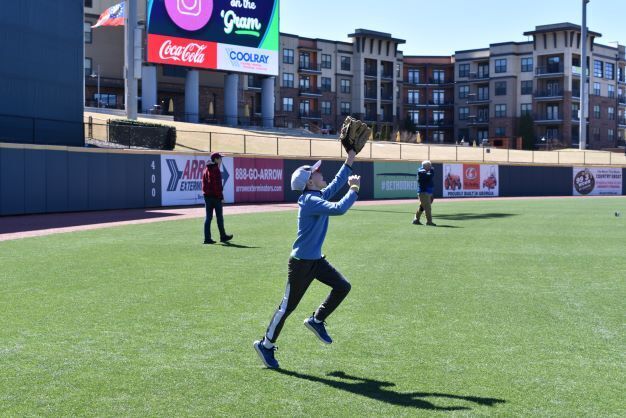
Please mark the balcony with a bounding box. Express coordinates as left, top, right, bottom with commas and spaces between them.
534, 89, 564, 99
381, 72, 394, 80
535, 65, 564, 76
618, 97, 626, 105
534, 113, 563, 123
428, 78, 454, 85
469, 72, 490, 81
364, 91, 377, 100
299, 110, 321, 119
381, 93, 394, 101
467, 95, 490, 104
298, 62, 321, 73
618, 117, 626, 127
299, 87, 322, 96
418, 119, 453, 128
365, 68, 378, 78
618, 76, 626, 84
467, 116, 489, 125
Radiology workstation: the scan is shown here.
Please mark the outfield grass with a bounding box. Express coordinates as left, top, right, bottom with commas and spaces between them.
1, 197, 625, 416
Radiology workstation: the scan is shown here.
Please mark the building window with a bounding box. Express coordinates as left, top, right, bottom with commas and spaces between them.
299, 75, 310, 89
477, 86, 489, 101
340, 101, 351, 115
84, 22, 92, 43
592, 127, 600, 141
433, 110, 444, 123
521, 57, 533, 72
408, 90, 419, 105
432, 90, 444, 105
608, 106, 615, 120
283, 97, 293, 112
321, 54, 332, 69
321, 77, 331, 91
477, 63, 489, 78
458, 85, 469, 99
495, 104, 507, 118
594, 60, 603, 78
283, 49, 294, 64
593, 82, 600, 96
408, 69, 420, 84
458, 107, 469, 120
84, 0, 92, 7
340, 79, 351, 94
94, 93, 116, 107
321, 101, 331, 115
299, 52, 311, 69
408, 110, 419, 124
495, 81, 506, 96
282, 73, 294, 88
521, 80, 533, 95
547, 105, 559, 120
608, 85, 615, 98
593, 105, 601, 119
340, 56, 351, 71
432, 69, 445, 83
84, 57, 92, 76
432, 131, 444, 142
494, 58, 507, 73
495, 127, 506, 137
608, 128, 615, 142
521, 103, 532, 116
458, 63, 469, 77
605, 63, 614, 80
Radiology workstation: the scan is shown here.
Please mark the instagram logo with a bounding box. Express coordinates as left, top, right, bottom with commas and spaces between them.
165, 0, 213, 31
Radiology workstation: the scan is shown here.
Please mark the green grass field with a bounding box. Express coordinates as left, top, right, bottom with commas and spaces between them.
1, 197, 625, 416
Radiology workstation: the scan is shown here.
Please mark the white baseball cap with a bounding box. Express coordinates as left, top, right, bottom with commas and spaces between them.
290, 160, 322, 191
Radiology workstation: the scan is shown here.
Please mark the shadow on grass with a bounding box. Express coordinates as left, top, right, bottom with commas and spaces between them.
434, 213, 518, 221
219, 242, 259, 249
274, 369, 505, 411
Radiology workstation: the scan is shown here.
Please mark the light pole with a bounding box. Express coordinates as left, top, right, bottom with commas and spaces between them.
90, 64, 100, 108
579, 0, 590, 150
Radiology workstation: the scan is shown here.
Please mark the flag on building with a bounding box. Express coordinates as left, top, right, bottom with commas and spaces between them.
92, 2, 125, 28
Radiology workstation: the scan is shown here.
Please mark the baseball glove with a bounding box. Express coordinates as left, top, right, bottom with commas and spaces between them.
339, 116, 371, 154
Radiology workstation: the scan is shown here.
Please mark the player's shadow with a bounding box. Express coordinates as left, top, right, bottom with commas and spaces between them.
219, 242, 259, 249
434, 212, 517, 221
274, 369, 505, 411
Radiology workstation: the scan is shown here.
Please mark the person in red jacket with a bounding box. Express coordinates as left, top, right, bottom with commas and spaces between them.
202, 152, 233, 244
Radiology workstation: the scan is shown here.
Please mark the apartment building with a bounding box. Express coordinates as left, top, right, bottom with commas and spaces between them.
402, 56, 455, 143
453, 23, 625, 149
275, 30, 405, 133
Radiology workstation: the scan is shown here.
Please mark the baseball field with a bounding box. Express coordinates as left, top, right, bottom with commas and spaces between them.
1, 197, 624, 416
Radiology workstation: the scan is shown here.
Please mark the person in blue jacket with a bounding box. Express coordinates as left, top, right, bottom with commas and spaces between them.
254, 150, 361, 369
413, 160, 436, 226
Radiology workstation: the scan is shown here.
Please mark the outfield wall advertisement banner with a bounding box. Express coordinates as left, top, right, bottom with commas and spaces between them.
161, 155, 234, 206
146, 0, 279, 76
234, 158, 284, 202
443, 164, 499, 197
373, 162, 420, 199
572, 167, 622, 196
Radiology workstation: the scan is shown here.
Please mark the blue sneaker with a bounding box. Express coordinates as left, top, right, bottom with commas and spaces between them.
253, 339, 279, 369
304, 316, 333, 344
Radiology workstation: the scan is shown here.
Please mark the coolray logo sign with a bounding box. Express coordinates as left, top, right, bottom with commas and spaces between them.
165, 0, 213, 31
217, 44, 276, 75
166, 159, 184, 191
147, 34, 217, 69
225, 47, 269, 67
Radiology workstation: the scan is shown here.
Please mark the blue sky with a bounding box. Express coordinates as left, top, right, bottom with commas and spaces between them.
279, 0, 626, 55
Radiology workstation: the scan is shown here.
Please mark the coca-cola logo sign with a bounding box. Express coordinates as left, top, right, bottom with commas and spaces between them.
159, 40, 207, 63
147, 34, 217, 69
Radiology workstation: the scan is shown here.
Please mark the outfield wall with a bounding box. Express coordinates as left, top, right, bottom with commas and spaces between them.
0, 144, 624, 216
